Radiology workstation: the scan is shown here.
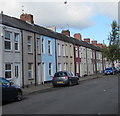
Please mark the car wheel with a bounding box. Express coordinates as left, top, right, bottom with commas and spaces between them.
76, 80, 79, 85
69, 80, 72, 86
16, 91, 22, 101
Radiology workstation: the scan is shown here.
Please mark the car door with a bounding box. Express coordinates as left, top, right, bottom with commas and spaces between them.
2, 78, 16, 101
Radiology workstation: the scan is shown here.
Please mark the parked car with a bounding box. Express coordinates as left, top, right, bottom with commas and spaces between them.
104, 67, 117, 75
52, 71, 79, 87
0, 77, 23, 102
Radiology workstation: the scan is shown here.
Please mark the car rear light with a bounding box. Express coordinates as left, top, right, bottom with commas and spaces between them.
52, 77, 55, 80
65, 76, 68, 78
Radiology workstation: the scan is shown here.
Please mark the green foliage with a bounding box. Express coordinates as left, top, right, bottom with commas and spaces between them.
103, 21, 120, 66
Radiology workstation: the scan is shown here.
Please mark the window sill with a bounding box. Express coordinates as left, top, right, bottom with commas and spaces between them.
28, 78, 34, 80
15, 51, 21, 53
5, 50, 13, 52
28, 53, 33, 55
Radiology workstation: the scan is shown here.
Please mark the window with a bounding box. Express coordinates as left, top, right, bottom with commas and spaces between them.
58, 43, 61, 56
75, 47, 78, 58
28, 63, 33, 79
58, 63, 61, 71
64, 63, 66, 70
37, 38, 40, 54
48, 40, 52, 55
41, 38, 45, 54
62, 44, 65, 56
14, 33, 19, 51
70, 45, 72, 57
49, 63, 53, 76
79, 47, 81, 58
76, 62, 79, 73
28, 36, 32, 53
5, 63, 12, 79
70, 63, 72, 71
4, 31, 11, 50
15, 64, 20, 78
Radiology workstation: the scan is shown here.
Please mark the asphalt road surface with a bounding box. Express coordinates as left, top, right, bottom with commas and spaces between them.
2, 75, 118, 114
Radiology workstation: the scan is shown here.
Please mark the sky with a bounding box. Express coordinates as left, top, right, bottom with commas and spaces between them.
0, 0, 119, 45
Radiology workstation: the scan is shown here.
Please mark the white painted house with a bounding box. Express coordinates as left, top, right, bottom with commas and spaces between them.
0, 24, 22, 86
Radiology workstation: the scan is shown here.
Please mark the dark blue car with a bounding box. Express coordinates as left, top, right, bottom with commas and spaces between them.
0, 77, 23, 102
104, 67, 116, 75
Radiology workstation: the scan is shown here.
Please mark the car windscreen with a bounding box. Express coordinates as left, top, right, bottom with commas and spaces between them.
54, 72, 67, 77
106, 67, 112, 70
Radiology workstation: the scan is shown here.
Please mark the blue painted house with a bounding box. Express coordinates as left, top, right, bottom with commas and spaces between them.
40, 35, 56, 83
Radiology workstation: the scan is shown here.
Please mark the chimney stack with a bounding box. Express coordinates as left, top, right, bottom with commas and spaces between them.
91, 40, 97, 45
74, 33, 82, 40
61, 30, 70, 37
84, 38, 90, 43
20, 13, 34, 24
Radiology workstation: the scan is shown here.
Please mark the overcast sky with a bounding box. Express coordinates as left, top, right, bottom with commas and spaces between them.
0, 0, 119, 45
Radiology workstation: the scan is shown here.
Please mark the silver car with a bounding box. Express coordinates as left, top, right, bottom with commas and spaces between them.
52, 71, 79, 87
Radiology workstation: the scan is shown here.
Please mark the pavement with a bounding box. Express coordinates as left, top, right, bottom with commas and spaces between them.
22, 73, 104, 95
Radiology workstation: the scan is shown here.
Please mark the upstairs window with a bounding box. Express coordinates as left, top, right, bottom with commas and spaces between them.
4, 31, 11, 50
14, 33, 19, 51
37, 38, 40, 54
28, 36, 32, 53
58, 43, 61, 56
75, 47, 78, 58
62, 44, 65, 56
41, 38, 45, 54
48, 40, 52, 55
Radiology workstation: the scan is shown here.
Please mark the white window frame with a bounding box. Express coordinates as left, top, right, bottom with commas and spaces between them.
62, 44, 65, 56
79, 47, 81, 58
28, 63, 33, 79
64, 63, 66, 71
48, 40, 52, 55
58, 63, 61, 71
41, 38, 45, 54
4, 31, 12, 51
4, 63, 12, 79
14, 63, 20, 78
28, 36, 32, 53
14, 33, 20, 51
70, 45, 72, 57
58, 43, 61, 56
49, 63, 53, 76
76, 62, 79, 73
75, 47, 78, 58
37, 38, 41, 54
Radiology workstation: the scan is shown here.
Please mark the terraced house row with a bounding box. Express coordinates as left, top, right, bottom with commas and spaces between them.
0, 13, 107, 87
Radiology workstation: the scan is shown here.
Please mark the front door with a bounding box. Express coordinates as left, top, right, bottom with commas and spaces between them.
41, 63, 45, 84
14, 63, 21, 86
37, 63, 41, 84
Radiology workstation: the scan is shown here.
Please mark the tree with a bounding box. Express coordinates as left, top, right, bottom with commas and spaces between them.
102, 21, 120, 67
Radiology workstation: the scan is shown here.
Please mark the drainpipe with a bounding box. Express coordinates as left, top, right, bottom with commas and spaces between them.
86, 48, 88, 75
34, 33, 37, 86
21, 30, 24, 88
95, 51, 97, 74
55, 39, 57, 72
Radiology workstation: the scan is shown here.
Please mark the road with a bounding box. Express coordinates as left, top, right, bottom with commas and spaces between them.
2, 75, 118, 114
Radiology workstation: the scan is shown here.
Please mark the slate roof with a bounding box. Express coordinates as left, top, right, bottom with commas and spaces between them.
0, 13, 102, 51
